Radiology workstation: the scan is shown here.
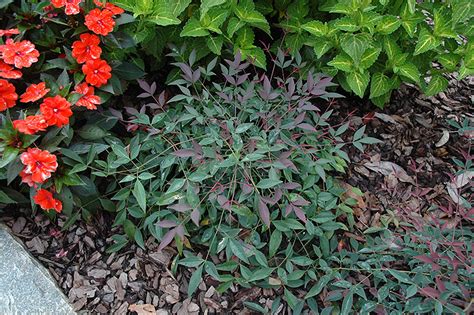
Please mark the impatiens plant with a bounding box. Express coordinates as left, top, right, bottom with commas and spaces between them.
0, 0, 135, 213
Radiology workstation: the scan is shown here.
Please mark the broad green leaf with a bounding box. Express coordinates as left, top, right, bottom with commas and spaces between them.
359, 47, 381, 69
407, 0, 415, 14
200, 0, 226, 17
145, 0, 192, 26
187, 265, 203, 296
328, 53, 353, 72
383, 37, 401, 60
229, 239, 249, 263
180, 18, 210, 37
0, 190, 16, 204
458, 63, 474, 80
334, 17, 359, 32
133, 180, 147, 212
269, 230, 282, 257
424, 75, 448, 96
452, 0, 473, 24
313, 41, 333, 59
370, 72, 391, 98
340, 33, 369, 63
234, 1, 270, 34
346, 71, 370, 97
241, 47, 266, 69
396, 62, 420, 83
388, 269, 413, 284
433, 8, 457, 38
206, 36, 224, 55
414, 28, 440, 55
302, 20, 328, 37
437, 53, 460, 71
227, 17, 245, 37
376, 15, 401, 35
236, 27, 255, 49
341, 292, 353, 315
201, 8, 229, 33
305, 274, 332, 298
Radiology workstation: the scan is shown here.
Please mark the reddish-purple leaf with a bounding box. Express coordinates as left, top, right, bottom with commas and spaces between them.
158, 228, 177, 251
156, 220, 178, 228
293, 206, 307, 223
282, 182, 301, 190
258, 198, 270, 227
172, 149, 195, 158
169, 203, 192, 212
191, 208, 200, 226
419, 287, 440, 299
298, 123, 317, 132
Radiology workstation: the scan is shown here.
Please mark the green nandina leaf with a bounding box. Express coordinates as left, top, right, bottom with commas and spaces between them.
376, 15, 401, 35
370, 72, 391, 98
302, 20, 328, 37
341, 292, 353, 315
340, 33, 369, 63
359, 47, 381, 69
180, 17, 210, 37
305, 274, 332, 298
414, 28, 440, 55
388, 269, 413, 284
133, 180, 147, 212
206, 36, 224, 55
188, 265, 203, 296
396, 62, 420, 83
256, 178, 282, 189
328, 53, 353, 72
346, 71, 370, 98
269, 229, 282, 257
424, 75, 448, 96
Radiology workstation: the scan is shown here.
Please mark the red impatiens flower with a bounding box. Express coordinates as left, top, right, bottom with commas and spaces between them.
40, 95, 73, 127
0, 39, 40, 69
84, 8, 115, 36
0, 60, 22, 79
13, 115, 49, 135
51, 0, 82, 15
33, 189, 63, 213
82, 59, 111, 87
71, 33, 102, 64
0, 79, 17, 111
0, 28, 20, 36
20, 82, 50, 103
73, 83, 101, 110
20, 148, 58, 184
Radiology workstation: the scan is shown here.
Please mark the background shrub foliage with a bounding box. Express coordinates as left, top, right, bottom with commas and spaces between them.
113, 0, 473, 106
0, 0, 473, 313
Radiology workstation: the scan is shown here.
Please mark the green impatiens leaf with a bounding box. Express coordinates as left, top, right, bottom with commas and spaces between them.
328, 53, 353, 72
437, 53, 460, 71
206, 36, 224, 55
340, 33, 369, 63
376, 15, 401, 34
396, 62, 420, 83
359, 47, 381, 69
200, 0, 226, 17
370, 72, 391, 98
234, 0, 270, 34
346, 71, 370, 97
313, 41, 333, 59
424, 74, 448, 96
180, 17, 210, 37
227, 17, 245, 37
414, 28, 440, 55
302, 20, 328, 37
201, 8, 229, 33
334, 17, 360, 32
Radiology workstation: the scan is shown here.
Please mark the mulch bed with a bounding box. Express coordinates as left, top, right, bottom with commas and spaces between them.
1, 76, 472, 314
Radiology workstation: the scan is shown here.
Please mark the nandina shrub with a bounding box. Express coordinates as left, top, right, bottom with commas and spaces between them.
0, 0, 144, 217
68, 49, 381, 301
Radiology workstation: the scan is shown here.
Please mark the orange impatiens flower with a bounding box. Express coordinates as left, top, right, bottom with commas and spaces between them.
0, 39, 40, 69
82, 58, 111, 87
33, 189, 63, 213
20, 148, 58, 184
84, 8, 115, 36
0, 79, 18, 111
0, 60, 22, 79
13, 115, 49, 135
40, 95, 73, 127
0, 28, 20, 36
20, 82, 50, 103
51, 0, 82, 15
71, 33, 102, 64
94, 1, 124, 15
73, 83, 101, 110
